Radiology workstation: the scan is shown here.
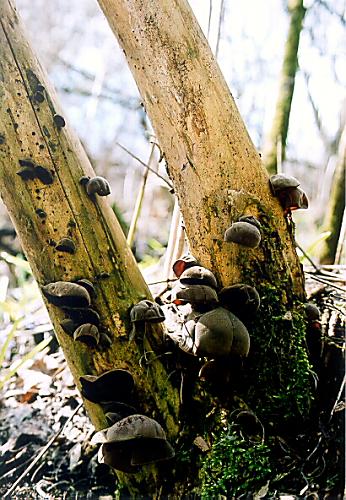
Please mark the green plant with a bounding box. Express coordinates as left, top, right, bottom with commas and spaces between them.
200, 426, 272, 497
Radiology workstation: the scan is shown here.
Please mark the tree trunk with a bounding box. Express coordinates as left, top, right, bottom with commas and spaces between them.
0, 0, 314, 496
0, 1, 180, 493
319, 126, 346, 264
95, 0, 314, 496
263, 0, 306, 174
97, 0, 305, 297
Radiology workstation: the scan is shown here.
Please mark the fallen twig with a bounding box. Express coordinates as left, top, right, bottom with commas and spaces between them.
3, 402, 83, 499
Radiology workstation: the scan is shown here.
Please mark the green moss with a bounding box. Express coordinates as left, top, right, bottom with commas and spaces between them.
200, 426, 272, 497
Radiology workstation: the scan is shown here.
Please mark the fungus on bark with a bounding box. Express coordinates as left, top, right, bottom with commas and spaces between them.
42, 281, 91, 308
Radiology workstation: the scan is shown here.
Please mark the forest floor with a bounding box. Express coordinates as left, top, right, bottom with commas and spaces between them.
0, 254, 344, 500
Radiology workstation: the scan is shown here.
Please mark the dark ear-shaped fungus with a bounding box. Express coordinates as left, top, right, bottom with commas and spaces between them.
99, 414, 175, 472
218, 283, 260, 319
86, 176, 111, 197
42, 281, 91, 308
179, 266, 218, 289
79, 369, 134, 404
73, 323, 100, 347
172, 254, 199, 278
224, 221, 261, 248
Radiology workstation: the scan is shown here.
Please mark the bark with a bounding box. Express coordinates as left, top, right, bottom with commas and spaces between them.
320, 126, 346, 263
0, 1, 180, 492
263, 0, 306, 174
97, 0, 305, 298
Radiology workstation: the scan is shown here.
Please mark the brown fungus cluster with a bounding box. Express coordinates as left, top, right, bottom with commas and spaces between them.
79, 370, 174, 472
42, 279, 107, 348
269, 173, 309, 214
164, 255, 256, 386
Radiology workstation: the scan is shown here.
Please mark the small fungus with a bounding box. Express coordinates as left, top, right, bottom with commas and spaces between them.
73, 323, 100, 346
269, 173, 300, 195
80, 369, 134, 404
224, 221, 261, 248
53, 114, 66, 128
105, 403, 137, 425
238, 215, 261, 229
35, 208, 46, 218
218, 284, 260, 319
86, 176, 111, 197
16, 166, 36, 180
19, 158, 35, 169
130, 300, 165, 324
42, 281, 91, 308
180, 266, 218, 289
60, 318, 76, 335
305, 302, 320, 322
278, 186, 309, 212
172, 254, 199, 278
64, 307, 100, 326
34, 165, 54, 185
33, 91, 45, 103
79, 176, 90, 186
76, 279, 95, 296
171, 284, 219, 312
55, 238, 76, 254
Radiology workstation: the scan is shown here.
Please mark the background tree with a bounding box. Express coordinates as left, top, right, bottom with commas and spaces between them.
262, 0, 306, 174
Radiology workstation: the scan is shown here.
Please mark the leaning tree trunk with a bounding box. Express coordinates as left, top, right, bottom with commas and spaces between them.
262, 0, 306, 174
95, 0, 313, 496
319, 126, 346, 264
0, 1, 180, 495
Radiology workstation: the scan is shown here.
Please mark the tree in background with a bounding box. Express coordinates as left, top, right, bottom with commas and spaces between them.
263, 0, 306, 174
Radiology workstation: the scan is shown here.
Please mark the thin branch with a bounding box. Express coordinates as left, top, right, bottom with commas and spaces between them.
215, 0, 225, 59
127, 142, 156, 246
207, 0, 213, 39
115, 142, 173, 189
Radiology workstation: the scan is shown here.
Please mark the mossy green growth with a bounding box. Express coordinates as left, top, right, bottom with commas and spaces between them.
200, 426, 272, 498
244, 282, 313, 421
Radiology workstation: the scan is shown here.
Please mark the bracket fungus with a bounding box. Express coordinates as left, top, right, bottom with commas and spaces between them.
171, 284, 219, 312
99, 414, 175, 473
42, 281, 91, 308
269, 173, 300, 195
76, 279, 96, 297
194, 307, 250, 358
172, 254, 199, 278
179, 266, 218, 289
73, 323, 100, 347
305, 302, 321, 322
85, 176, 111, 197
63, 307, 100, 327
278, 186, 309, 212
80, 369, 134, 404
105, 403, 138, 425
55, 238, 76, 254
129, 300, 165, 339
269, 173, 308, 212
224, 221, 261, 248
218, 284, 260, 319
